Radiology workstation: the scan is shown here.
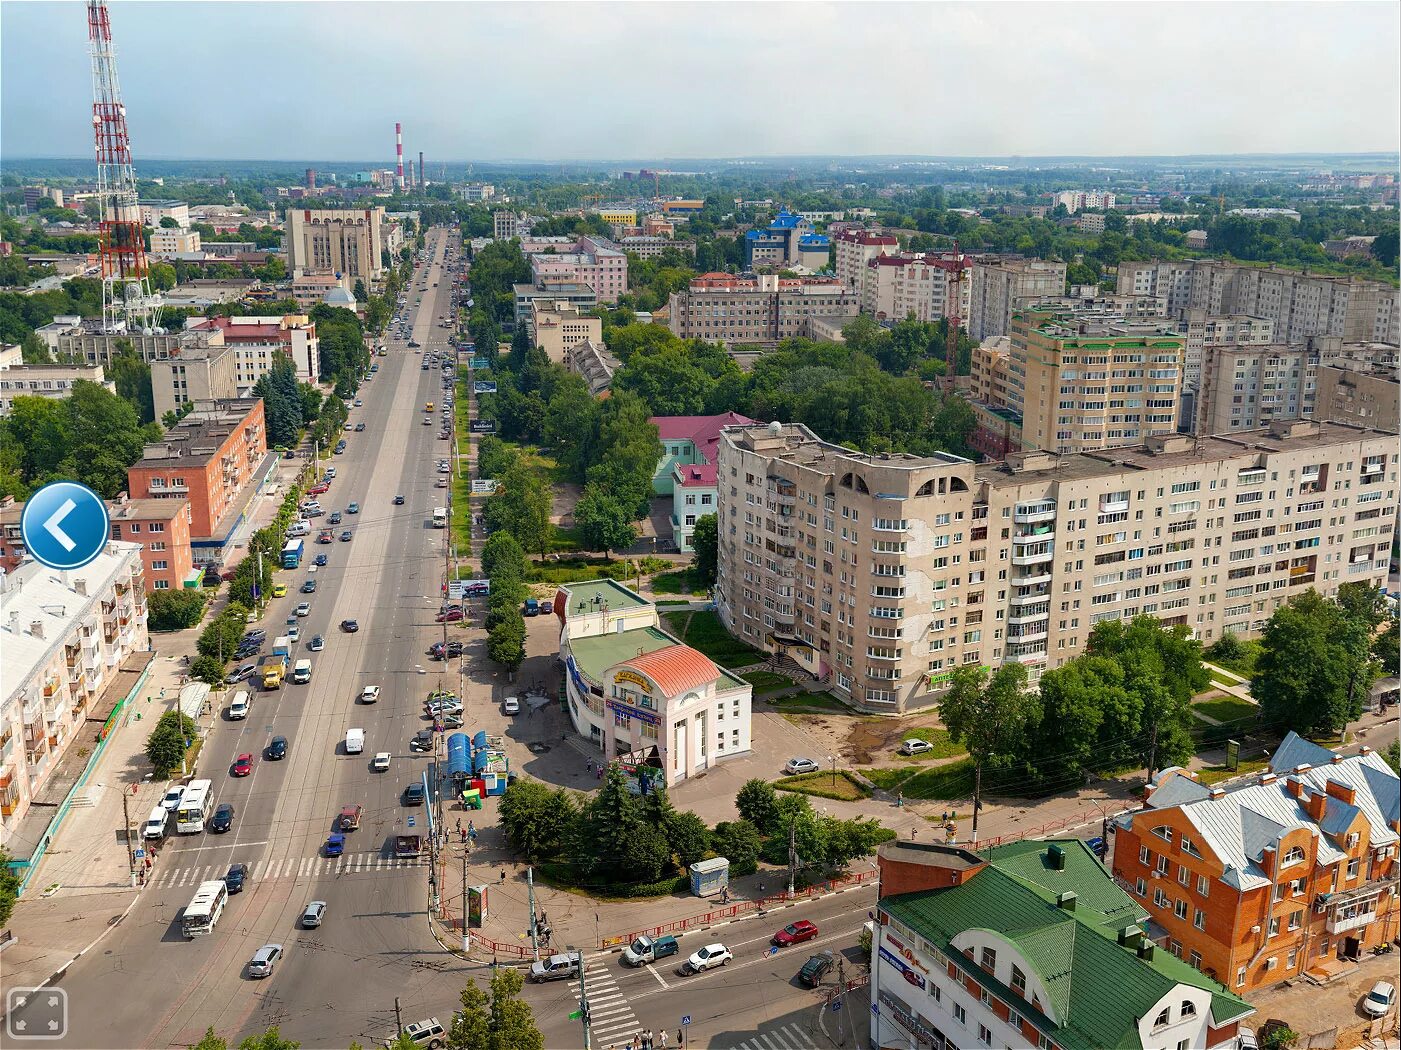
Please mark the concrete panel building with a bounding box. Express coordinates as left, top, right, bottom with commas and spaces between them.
285, 207, 386, 283
529, 300, 603, 365
0, 363, 114, 416
715, 418, 1395, 712
666, 273, 859, 348
1315, 355, 1400, 432
967, 258, 1068, 340
149, 341, 240, 422
107, 494, 198, 592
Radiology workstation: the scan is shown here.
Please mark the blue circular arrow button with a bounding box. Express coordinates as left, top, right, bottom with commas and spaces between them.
20, 481, 111, 570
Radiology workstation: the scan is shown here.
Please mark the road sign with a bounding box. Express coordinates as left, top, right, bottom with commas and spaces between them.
681, 1016, 691, 1027
767, 946, 779, 956
21, 481, 110, 570
133, 849, 145, 859
568, 1010, 582, 1021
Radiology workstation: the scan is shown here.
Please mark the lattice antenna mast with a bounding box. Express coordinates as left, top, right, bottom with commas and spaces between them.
88, 0, 158, 333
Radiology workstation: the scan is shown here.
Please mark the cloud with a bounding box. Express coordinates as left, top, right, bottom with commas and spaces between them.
2, 0, 1396, 160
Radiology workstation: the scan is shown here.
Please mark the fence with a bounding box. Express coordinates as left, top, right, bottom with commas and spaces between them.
970, 801, 1135, 852
439, 915, 536, 961
603, 867, 879, 949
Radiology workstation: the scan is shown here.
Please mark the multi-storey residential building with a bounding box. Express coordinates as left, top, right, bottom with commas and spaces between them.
555, 579, 752, 784
860, 253, 969, 324
493, 210, 520, 241
138, 199, 190, 228
529, 299, 603, 363
290, 272, 350, 310
1315, 354, 1400, 432
149, 342, 240, 421
512, 282, 597, 330
873, 838, 1253, 1050
1113, 732, 1399, 994
966, 258, 1070, 340
833, 228, 898, 293
742, 211, 830, 270
1008, 311, 1185, 454
527, 235, 627, 304
185, 315, 320, 387
284, 207, 385, 283
0, 498, 24, 574
0, 542, 149, 846
1075, 213, 1107, 234
715, 418, 1395, 711
125, 398, 270, 568
107, 494, 197, 591
666, 273, 859, 348
148, 227, 201, 255
1178, 313, 1277, 417
0, 362, 114, 416
617, 236, 695, 260
1054, 190, 1116, 213
1117, 261, 1400, 345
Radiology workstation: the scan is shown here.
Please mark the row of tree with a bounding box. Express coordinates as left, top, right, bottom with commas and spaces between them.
481, 531, 528, 676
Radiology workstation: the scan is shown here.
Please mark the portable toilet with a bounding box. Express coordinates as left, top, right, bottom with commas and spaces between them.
689, 856, 729, 898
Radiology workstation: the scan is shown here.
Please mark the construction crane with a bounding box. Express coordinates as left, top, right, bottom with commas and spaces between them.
942, 240, 968, 395
87, 0, 158, 333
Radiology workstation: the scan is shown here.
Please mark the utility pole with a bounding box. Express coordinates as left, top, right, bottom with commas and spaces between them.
394, 997, 403, 1038
577, 948, 592, 1050
120, 787, 135, 884
527, 866, 540, 958
461, 850, 469, 953
787, 822, 797, 895
971, 760, 982, 843
835, 955, 850, 1046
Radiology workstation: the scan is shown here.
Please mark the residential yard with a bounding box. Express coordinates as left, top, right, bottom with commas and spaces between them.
651, 569, 709, 597
773, 770, 870, 801
1196, 757, 1270, 786
1191, 695, 1259, 725
741, 669, 794, 695
662, 610, 765, 668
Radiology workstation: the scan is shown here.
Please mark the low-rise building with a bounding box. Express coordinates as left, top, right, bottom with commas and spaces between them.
291, 271, 350, 310
0, 542, 149, 846
185, 315, 320, 387
1112, 732, 1399, 994
125, 398, 271, 568
666, 273, 859, 348
149, 340, 241, 422
106, 493, 198, 592
555, 579, 752, 784
48, 322, 213, 367
530, 300, 603, 365
148, 227, 201, 255
0, 362, 114, 416
872, 838, 1253, 1050
651, 412, 759, 496
566, 339, 620, 396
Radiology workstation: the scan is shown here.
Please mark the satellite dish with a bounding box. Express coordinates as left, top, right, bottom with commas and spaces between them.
768, 420, 782, 436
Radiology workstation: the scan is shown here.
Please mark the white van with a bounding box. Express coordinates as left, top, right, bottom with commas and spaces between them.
345, 728, 365, 754
292, 659, 312, 684
143, 805, 169, 840
287, 521, 310, 538
228, 690, 251, 720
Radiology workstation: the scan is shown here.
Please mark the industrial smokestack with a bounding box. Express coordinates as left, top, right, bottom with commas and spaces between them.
395, 122, 405, 190
419, 151, 425, 187
305, 168, 316, 190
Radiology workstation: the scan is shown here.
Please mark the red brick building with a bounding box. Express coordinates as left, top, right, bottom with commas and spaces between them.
107, 494, 196, 592
1112, 732, 1399, 994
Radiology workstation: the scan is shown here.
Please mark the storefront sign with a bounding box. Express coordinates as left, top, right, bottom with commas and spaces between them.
614, 669, 652, 692
879, 946, 927, 991
884, 932, 930, 974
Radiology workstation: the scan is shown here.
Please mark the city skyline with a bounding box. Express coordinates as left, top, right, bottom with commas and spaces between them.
2, 1, 1398, 163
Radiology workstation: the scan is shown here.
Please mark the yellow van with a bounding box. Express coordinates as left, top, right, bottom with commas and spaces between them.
425, 401, 434, 412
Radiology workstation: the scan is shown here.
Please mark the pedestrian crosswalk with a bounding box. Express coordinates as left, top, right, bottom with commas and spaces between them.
727, 1023, 820, 1050
147, 850, 426, 888
573, 961, 639, 1047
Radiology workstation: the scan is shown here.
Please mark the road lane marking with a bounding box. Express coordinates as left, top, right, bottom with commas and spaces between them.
647, 964, 670, 989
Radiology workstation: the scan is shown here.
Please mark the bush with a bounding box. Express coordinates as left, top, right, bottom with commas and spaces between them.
147, 588, 207, 632
536, 862, 690, 900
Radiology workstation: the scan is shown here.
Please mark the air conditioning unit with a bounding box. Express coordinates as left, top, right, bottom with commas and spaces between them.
1265, 958, 1278, 971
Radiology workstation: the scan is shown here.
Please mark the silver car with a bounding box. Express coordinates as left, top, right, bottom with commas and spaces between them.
301, 901, 327, 928
247, 943, 283, 978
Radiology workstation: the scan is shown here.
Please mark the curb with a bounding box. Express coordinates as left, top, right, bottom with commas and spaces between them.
592, 879, 878, 956
427, 915, 531, 970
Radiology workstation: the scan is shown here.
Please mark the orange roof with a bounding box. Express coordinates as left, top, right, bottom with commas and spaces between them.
618, 644, 719, 697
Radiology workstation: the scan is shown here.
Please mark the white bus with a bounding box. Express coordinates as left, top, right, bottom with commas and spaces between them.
431, 507, 447, 529
181, 880, 228, 938
175, 779, 213, 834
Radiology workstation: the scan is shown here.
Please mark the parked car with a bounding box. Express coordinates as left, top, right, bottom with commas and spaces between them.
680, 943, 732, 975
225, 862, 248, 894
784, 757, 820, 775
1362, 982, 1396, 1018
247, 944, 283, 978
435, 608, 463, 623
301, 901, 327, 929
502, 696, 520, 715
529, 952, 582, 983
773, 920, 819, 946
899, 738, 934, 756
797, 950, 835, 988
394, 1017, 446, 1049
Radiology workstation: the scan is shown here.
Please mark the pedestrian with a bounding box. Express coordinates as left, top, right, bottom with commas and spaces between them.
597, 766, 603, 780
456, 818, 462, 832
587, 759, 593, 774
677, 1029, 684, 1047
660, 1031, 668, 1049
500, 868, 507, 884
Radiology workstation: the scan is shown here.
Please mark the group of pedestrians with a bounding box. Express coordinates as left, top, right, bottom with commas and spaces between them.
612, 1029, 679, 1050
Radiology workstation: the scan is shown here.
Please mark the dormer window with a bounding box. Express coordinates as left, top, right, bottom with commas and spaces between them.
1282, 846, 1305, 867
1154, 1007, 1171, 1028
1152, 826, 1174, 844
1181, 1000, 1197, 1018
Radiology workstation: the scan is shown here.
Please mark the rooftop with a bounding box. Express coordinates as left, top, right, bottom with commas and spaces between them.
554, 578, 651, 620
132, 398, 263, 469
674, 462, 718, 488
652, 412, 759, 464
722, 421, 971, 472
108, 496, 189, 522
567, 625, 676, 686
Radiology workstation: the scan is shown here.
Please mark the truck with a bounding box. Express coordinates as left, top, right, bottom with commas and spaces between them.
273, 636, 291, 660
394, 834, 422, 859
260, 653, 288, 689
281, 537, 305, 569
431, 507, 447, 529
292, 659, 312, 684
622, 934, 680, 967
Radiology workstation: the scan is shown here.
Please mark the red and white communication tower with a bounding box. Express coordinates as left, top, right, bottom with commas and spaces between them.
87, 0, 158, 332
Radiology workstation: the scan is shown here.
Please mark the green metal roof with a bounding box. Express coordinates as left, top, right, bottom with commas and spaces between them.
567, 626, 676, 686
881, 840, 1253, 1050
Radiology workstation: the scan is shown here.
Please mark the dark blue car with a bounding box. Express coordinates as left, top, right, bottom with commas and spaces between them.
225, 862, 248, 893
324, 833, 345, 857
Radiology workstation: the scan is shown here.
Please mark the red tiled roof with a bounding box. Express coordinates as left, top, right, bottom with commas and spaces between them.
675, 463, 718, 487
619, 644, 719, 697
650, 412, 758, 463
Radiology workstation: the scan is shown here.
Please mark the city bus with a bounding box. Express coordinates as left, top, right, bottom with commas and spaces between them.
175, 779, 213, 834
181, 880, 228, 938
281, 537, 305, 569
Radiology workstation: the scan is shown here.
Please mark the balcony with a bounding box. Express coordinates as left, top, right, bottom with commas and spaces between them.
1008, 623, 1049, 642
1326, 907, 1377, 935
1008, 603, 1050, 624
1013, 529, 1056, 547
1013, 500, 1057, 524
1007, 647, 1048, 665
1010, 586, 1050, 605
1013, 569, 1053, 588
1011, 544, 1054, 567
1100, 497, 1130, 514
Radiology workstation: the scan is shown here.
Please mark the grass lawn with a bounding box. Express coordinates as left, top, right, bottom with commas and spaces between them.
741, 670, 793, 695
1192, 696, 1259, 725
651, 569, 709, 597
864, 758, 977, 800
662, 610, 765, 668
774, 770, 870, 801
1204, 639, 1262, 679
893, 727, 967, 762
768, 691, 849, 714
1198, 757, 1269, 786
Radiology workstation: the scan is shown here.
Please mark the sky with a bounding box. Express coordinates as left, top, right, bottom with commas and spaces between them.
2, 1, 1398, 162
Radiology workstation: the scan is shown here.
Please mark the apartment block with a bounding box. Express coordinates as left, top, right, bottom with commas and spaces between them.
527, 235, 627, 304
872, 839, 1253, 1050
860, 253, 969, 324
149, 341, 240, 421
742, 210, 830, 270
107, 494, 197, 592
529, 300, 604, 364
494, 210, 520, 241
0, 362, 114, 416
148, 227, 201, 255
1179, 313, 1277, 408
138, 199, 190, 228
714, 418, 1395, 712
666, 273, 859, 348
617, 236, 695, 260
1315, 354, 1400, 432
125, 398, 270, 567
0, 542, 149, 847
512, 282, 597, 330
1113, 733, 1398, 994
1054, 190, 1116, 213
185, 315, 320, 387
966, 258, 1068, 340
285, 207, 385, 282
1116, 260, 1400, 345
833, 228, 898, 293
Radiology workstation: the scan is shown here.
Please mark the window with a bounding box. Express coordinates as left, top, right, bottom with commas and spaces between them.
1193, 908, 1205, 931
978, 1024, 992, 1046
1154, 888, 1169, 908
1181, 1000, 1197, 1018
1010, 964, 1026, 996
953, 1003, 967, 1024
1135, 877, 1147, 897
1282, 845, 1305, 866
1153, 1008, 1170, 1029
980, 947, 996, 971
1174, 898, 1188, 920
1197, 874, 1210, 897
1236, 966, 1247, 987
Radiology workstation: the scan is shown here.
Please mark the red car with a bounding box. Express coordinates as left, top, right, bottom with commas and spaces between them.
772, 920, 819, 946
309, 483, 330, 495
435, 608, 464, 623
232, 753, 254, 777
317, 531, 334, 544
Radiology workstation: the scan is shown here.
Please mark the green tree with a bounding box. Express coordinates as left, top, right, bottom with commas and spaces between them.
109, 338, 156, 424
1370, 229, 1398, 268
498, 780, 577, 860
487, 614, 526, 676
147, 588, 207, 631
574, 485, 636, 556
0, 847, 21, 927
193, 1028, 227, 1050
21, 332, 51, 363
1383, 739, 1400, 774
145, 721, 188, 777
481, 531, 528, 583
710, 819, 762, 869
570, 766, 652, 882
1371, 619, 1399, 677
939, 662, 1039, 836
665, 810, 711, 868
735, 778, 779, 835
236, 1029, 300, 1050
691, 513, 718, 587
190, 654, 226, 686
483, 463, 552, 556
446, 968, 543, 1050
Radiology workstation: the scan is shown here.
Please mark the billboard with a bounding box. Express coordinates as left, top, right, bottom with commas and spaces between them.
470, 479, 498, 495
469, 420, 496, 434
473, 381, 497, 394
